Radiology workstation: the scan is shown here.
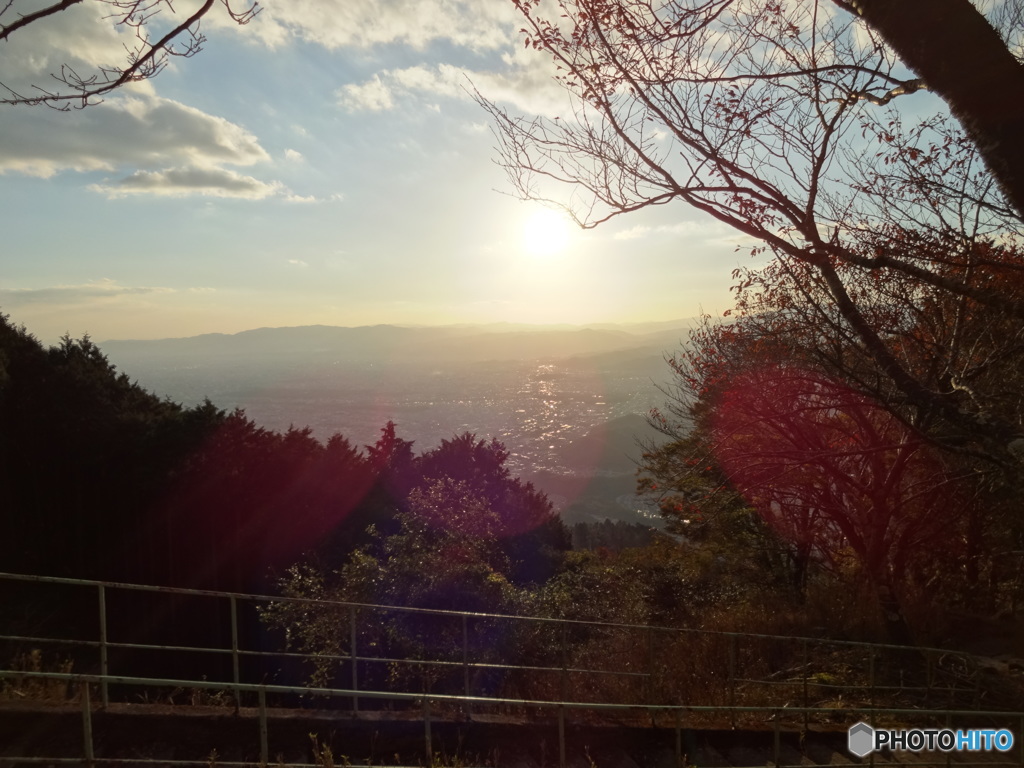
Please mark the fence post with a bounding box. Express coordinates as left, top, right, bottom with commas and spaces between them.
81, 677, 95, 768
424, 697, 433, 763
925, 653, 933, 707
462, 613, 472, 719
802, 638, 809, 733
559, 622, 568, 768
97, 584, 108, 709
674, 707, 682, 767
560, 622, 568, 703
974, 660, 982, 710
258, 687, 269, 766
868, 650, 875, 709
773, 713, 780, 767
728, 634, 737, 728
558, 704, 566, 768
646, 625, 654, 704
230, 596, 241, 713
349, 606, 359, 714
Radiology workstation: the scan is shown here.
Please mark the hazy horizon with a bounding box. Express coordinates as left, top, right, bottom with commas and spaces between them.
93, 316, 698, 344
1, 306, 709, 346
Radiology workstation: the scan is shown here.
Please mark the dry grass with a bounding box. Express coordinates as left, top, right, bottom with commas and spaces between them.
0, 648, 75, 703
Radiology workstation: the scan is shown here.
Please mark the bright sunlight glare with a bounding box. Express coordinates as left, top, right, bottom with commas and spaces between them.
522, 208, 572, 257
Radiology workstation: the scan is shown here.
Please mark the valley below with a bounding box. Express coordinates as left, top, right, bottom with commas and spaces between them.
100, 322, 693, 526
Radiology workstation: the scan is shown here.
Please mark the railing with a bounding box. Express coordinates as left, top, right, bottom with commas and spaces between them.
1, 572, 1022, 767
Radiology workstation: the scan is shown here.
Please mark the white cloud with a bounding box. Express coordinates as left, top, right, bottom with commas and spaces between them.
337, 47, 571, 118
247, 0, 519, 52
337, 66, 456, 113
90, 167, 284, 199
288, 259, 309, 267
612, 226, 650, 241
0, 279, 175, 307
613, 222, 728, 241
466, 46, 576, 117
283, 148, 305, 162
390, 64, 466, 98
0, 3, 287, 199
0, 95, 270, 177
337, 74, 395, 112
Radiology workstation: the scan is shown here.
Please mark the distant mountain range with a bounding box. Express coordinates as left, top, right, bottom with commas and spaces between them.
99, 321, 697, 366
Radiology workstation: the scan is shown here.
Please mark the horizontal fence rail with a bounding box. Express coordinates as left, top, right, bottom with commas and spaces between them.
3, 669, 1024, 768
1, 571, 1022, 767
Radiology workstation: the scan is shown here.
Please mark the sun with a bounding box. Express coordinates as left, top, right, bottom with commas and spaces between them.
522, 208, 572, 257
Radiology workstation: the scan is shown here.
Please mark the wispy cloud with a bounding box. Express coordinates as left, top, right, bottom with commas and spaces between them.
248, 0, 518, 52
0, 279, 175, 307
337, 47, 572, 118
613, 221, 733, 241
337, 74, 395, 112
89, 167, 285, 199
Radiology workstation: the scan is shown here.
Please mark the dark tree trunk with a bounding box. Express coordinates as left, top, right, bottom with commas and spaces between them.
840, 0, 1024, 217
791, 543, 811, 604
873, 573, 916, 647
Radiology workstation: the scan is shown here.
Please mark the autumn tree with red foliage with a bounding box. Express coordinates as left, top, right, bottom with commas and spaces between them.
710, 365, 962, 643
641, 266, 1024, 635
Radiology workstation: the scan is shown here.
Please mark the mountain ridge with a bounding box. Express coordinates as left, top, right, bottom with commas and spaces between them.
99, 319, 697, 345
100, 320, 698, 365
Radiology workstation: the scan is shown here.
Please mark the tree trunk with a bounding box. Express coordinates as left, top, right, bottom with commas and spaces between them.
873, 573, 916, 647
791, 543, 811, 604
840, 0, 1024, 217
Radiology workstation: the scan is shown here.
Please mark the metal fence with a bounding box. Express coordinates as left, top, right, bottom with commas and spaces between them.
1, 571, 1022, 767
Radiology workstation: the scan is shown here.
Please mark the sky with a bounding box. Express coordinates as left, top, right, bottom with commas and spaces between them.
0, 0, 753, 344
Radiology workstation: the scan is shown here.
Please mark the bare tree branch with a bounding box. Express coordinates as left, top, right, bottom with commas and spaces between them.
0, 0, 83, 43
0, 0, 258, 108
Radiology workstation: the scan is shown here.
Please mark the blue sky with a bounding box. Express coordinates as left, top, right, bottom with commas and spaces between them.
0, 0, 750, 343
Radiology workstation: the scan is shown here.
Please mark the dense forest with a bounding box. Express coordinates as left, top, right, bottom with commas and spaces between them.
0, 314, 572, 594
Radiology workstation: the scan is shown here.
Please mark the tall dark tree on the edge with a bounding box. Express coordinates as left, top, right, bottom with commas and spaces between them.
0, 315, 382, 593
832, 0, 1024, 216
